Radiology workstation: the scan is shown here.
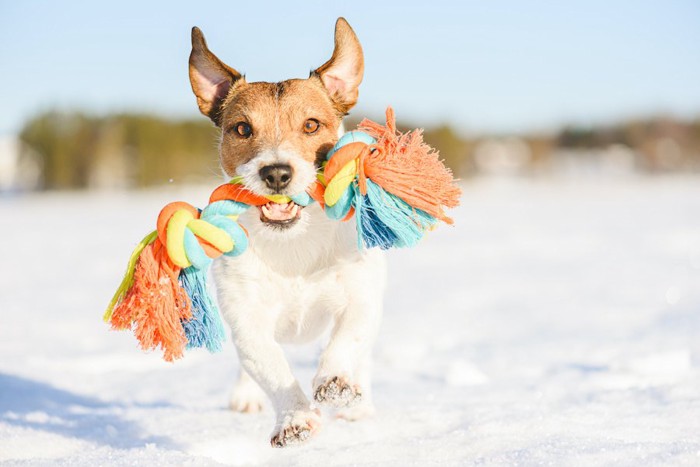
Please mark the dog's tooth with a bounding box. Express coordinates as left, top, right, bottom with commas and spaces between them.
290, 204, 299, 217
262, 205, 271, 217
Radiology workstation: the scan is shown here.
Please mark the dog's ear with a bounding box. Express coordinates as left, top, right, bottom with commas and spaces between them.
313, 18, 364, 113
189, 27, 243, 125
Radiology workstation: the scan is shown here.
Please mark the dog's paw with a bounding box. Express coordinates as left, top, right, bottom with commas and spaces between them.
313, 375, 362, 408
229, 380, 266, 413
270, 409, 321, 448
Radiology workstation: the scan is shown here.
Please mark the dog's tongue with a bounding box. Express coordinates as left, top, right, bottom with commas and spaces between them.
261, 202, 299, 221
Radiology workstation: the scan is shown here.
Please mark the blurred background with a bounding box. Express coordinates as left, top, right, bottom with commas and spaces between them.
1, 1, 699, 191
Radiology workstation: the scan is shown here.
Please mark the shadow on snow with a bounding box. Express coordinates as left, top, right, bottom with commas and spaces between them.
0, 372, 177, 450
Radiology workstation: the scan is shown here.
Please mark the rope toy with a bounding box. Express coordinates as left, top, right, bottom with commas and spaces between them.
105, 108, 461, 361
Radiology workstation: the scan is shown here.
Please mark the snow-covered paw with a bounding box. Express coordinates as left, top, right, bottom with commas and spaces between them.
270, 409, 321, 448
313, 376, 362, 408
229, 381, 266, 413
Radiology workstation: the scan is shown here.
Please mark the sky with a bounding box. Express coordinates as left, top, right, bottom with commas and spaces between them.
1, 1, 699, 136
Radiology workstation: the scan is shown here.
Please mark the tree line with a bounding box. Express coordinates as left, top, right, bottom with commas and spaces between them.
17, 110, 700, 190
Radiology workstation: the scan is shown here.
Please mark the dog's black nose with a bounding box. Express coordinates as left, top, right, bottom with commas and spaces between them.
259, 164, 293, 192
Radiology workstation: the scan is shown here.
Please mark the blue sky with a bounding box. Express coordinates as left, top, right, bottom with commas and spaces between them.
1, 1, 699, 135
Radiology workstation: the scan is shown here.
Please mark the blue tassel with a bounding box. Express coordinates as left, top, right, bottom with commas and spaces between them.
363, 180, 437, 248
354, 183, 398, 250
179, 267, 226, 352
353, 180, 438, 250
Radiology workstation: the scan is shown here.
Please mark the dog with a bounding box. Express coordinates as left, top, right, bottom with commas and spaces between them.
188, 18, 386, 447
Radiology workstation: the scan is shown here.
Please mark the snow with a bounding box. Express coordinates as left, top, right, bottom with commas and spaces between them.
1, 176, 700, 465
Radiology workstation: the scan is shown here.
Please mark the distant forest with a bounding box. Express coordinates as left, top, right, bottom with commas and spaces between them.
17, 111, 700, 190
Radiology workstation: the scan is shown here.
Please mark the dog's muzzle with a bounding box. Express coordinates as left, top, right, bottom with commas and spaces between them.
256, 163, 305, 228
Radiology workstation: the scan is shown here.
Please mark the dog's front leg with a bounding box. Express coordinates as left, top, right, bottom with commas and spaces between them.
215, 259, 320, 447
312, 257, 384, 418
231, 315, 321, 447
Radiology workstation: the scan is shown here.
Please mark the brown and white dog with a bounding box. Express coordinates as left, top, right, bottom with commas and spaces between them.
188, 18, 385, 447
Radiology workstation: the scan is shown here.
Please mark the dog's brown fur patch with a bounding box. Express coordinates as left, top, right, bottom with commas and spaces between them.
188, 18, 364, 173
217, 79, 343, 174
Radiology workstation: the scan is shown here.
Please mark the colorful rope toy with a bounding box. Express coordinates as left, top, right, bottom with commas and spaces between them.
105, 108, 461, 361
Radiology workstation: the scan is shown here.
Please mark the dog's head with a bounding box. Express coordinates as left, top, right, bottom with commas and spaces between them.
188, 18, 363, 233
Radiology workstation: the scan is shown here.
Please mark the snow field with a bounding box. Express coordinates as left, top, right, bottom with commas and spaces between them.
1, 176, 699, 465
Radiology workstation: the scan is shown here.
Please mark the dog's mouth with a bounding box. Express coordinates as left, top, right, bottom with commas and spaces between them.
258, 201, 303, 228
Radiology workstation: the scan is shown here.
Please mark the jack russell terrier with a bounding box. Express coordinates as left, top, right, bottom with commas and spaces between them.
188, 17, 385, 447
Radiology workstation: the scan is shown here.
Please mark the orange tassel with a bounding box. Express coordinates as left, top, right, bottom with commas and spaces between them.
358, 107, 461, 224
109, 240, 191, 361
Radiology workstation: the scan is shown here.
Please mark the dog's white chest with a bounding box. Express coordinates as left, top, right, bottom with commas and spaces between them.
212, 205, 385, 344
266, 271, 345, 343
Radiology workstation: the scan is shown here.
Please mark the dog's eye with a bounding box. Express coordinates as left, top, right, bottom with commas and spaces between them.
233, 122, 252, 138
303, 119, 320, 134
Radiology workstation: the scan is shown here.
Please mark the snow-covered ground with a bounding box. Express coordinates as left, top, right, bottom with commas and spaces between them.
1, 176, 699, 466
